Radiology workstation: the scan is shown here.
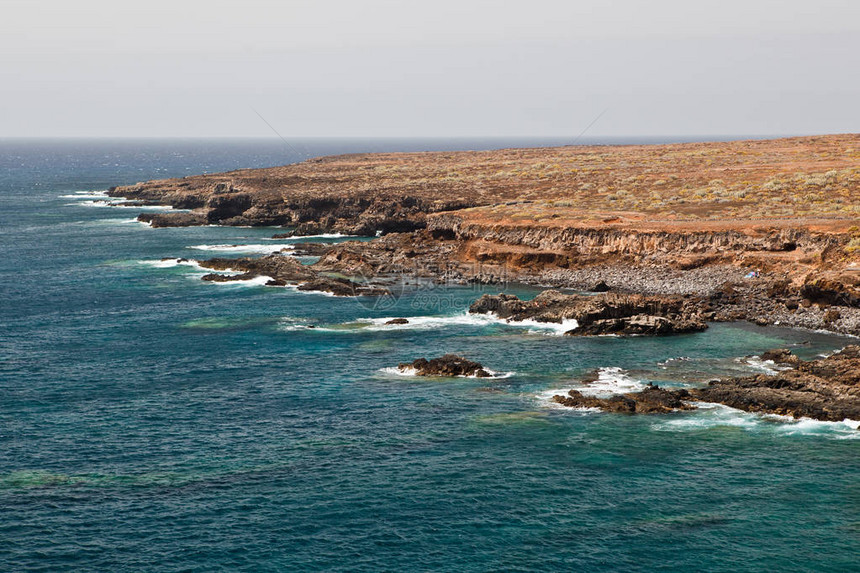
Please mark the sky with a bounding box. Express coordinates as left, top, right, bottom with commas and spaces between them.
2, 0, 859, 138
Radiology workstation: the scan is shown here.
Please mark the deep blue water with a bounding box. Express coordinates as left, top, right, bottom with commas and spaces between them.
1, 139, 858, 572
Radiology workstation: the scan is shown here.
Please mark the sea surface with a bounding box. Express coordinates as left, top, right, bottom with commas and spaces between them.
0, 138, 858, 572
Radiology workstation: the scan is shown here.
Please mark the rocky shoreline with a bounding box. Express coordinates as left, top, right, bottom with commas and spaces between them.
108, 135, 860, 423
553, 347, 860, 422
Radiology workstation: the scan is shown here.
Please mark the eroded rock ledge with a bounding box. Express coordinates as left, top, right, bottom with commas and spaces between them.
552, 347, 860, 422
469, 291, 708, 336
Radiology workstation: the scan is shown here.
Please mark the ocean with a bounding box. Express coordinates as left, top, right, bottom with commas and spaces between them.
0, 138, 858, 572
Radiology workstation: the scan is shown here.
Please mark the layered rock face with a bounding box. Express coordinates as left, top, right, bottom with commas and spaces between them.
398, 355, 492, 378
469, 291, 708, 336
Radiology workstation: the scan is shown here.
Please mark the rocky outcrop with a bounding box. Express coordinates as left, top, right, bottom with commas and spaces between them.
138, 212, 208, 227
398, 355, 492, 377
759, 348, 802, 366
552, 347, 860, 421
296, 277, 389, 297
553, 385, 695, 414
196, 253, 389, 296
689, 346, 860, 421
469, 291, 708, 336
199, 254, 314, 282
553, 347, 860, 421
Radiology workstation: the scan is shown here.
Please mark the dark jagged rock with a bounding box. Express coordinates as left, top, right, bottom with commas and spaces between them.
800, 278, 860, 308
201, 272, 258, 283
759, 348, 801, 366
689, 346, 860, 421
469, 291, 707, 336
399, 354, 492, 378
206, 193, 252, 223
288, 242, 334, 257
138, 212, 207, 227
591, 280, 611, 292
552, 384, 694, 414
196, 253, 388, 296
385, 318, 410, 325
297, 277, 389, 297
570, 314, 699, 336
198, 254, 314, 282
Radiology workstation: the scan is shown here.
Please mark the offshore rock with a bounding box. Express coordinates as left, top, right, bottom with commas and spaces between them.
399, 354, 491, 378
552, 385, 694, 414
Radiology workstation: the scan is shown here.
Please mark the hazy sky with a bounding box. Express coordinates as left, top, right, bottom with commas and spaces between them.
2, 0, 858, 138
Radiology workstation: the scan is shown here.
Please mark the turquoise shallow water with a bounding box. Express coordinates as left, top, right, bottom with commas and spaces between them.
1, 140, 858, 572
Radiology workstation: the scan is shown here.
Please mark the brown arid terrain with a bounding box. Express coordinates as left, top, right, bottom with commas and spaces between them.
112, 134, 860, 332
109, 134, 860, 421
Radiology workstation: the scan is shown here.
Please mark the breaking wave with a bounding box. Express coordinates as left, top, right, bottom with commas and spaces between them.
187, 244, 296, 254
350, 312, 578, 335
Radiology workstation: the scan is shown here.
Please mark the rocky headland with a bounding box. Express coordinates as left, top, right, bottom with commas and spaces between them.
111, 134, 860, 334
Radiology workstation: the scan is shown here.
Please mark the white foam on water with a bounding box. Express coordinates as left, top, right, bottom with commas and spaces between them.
477, 369, 516, 379
91, 218, 151, 226
579, 367, 647, 397
205, 275, 275, 287
653, 403, 859, 439
68, 199, 177, 210
380, 366, 418, 377
651, 402, 759, 431
354, 313, 501, 331
377, 365, 514, 379
770, 416, 860, 439
138, 258, 207, 270
280, 284, 337, 297
535, 367, 647, 410
271, 233, 357, 240
278, 320, 340, 332
58, 190, 109, 199
517, 317, 580, 335
187, 244, 296, 254
737, 356, 792, 375
351, 312, 578, 335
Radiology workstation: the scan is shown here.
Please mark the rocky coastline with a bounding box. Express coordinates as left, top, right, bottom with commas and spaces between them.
109, 135, 860, 423
398, 355, 492, 378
